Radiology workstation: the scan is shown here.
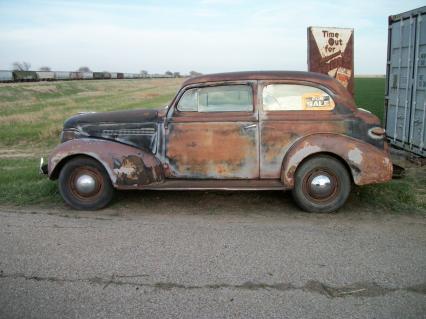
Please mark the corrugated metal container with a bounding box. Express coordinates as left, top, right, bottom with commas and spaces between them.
13, 71, 38, 81
93, 72, 104, 80
385, 6, 426, 156
36, 71, 55, 81
0, 70, 13, 81
54, 71, 71, 80
81, 72, 93, 80
70, 72, 83, 80
110, 72, 117, 79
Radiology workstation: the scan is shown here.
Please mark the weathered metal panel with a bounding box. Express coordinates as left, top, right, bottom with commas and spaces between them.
307, 27, 354, 96
81, 72, 93, 79
54, 71, 71, 80
281, 134, 393, 187
165, 121, 259, 179
385, 6, 426, 156
93, 72, 104, 80
36, 71, 55, 80
13, 71, 38, 81
48, 139, 164, 188
69, 72, 83, 80
0, 70, 13, 81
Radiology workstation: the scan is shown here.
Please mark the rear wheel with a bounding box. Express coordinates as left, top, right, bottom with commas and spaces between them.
58, 157, 114, 210
291, 155, 351, 213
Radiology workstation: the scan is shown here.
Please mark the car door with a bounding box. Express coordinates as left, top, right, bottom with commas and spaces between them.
259, 80, 345, 178
164, 82, 259, 179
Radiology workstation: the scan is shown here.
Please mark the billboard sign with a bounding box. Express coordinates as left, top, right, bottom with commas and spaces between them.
307, 27, 354, 96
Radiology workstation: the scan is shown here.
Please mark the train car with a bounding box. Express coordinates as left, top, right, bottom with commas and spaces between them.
70, 72, 83, 80
123, 73, 133, 79
13, 71, 39, 81
103, 72, 112, 79
117, 73, 124, 79
36, 71, 55, 81
0, 70, 13, 82
54, 71, 71, 80
110, 72, 118, 79
93, 72, 105, 80
81, 72, 93, 80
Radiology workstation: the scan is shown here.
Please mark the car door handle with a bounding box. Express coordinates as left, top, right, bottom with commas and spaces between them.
243, 124, 257, 130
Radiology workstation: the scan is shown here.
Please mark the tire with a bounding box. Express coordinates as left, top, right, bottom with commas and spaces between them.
58, 156, 114, 210
291, 155, 351, 213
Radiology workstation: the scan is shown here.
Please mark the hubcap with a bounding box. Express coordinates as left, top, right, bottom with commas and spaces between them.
75, 174, 97, 194
309, 175, 332, 198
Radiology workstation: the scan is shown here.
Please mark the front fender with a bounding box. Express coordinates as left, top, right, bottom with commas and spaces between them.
281, 133, 393, 187
48, 139, 164, 189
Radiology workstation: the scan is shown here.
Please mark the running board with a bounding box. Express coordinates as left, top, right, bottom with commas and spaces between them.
140, 179, 287, 191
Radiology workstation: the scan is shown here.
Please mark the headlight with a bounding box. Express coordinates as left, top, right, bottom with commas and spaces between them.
60, 129, 81, 142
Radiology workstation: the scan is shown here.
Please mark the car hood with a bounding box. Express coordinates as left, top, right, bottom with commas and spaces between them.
63, 108, 166, 152
64, 108, 161, 129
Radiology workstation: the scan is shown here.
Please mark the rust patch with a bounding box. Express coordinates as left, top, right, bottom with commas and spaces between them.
48, 139, 164, 188
166, 122, 258, 178
281, 134, 393, 187
260, 121, 346, 178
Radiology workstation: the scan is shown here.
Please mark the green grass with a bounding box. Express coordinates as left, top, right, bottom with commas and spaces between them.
0, 77, 424, 214
354, 77, 386, 123
0, 158, 60, 205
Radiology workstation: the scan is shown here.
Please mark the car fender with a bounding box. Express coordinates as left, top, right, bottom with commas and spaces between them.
48, 138, 164, 189
281, 133, 393, 187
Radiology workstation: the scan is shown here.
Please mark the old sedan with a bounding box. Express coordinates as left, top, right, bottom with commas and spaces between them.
42, 71, 393, 213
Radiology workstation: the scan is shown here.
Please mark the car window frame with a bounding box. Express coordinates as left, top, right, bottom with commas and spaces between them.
260, 81, 337, 113
171, 81, 256, 116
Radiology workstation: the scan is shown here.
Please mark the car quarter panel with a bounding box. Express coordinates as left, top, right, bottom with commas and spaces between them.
48, 139, 164, 189
281, 133, 393, 187
260, 112, 348, 178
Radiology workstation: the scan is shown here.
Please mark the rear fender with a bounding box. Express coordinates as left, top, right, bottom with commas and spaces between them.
48, 139, 164, 189
281, 133, 393, 187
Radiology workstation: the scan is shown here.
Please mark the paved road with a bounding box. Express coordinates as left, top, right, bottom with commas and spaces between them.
0, 204, 425, 319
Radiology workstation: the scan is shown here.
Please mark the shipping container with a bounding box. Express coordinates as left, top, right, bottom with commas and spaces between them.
117, 73, 124, 79
54, 71, 71, 80
0, 70, 13, 82
70, 72, 83, 80
110, 72, 118, 79
36, 71, 55, 81
103, 72, 112, 79
13, 71, 38, 81
93, 72, 104, 80
81, 72, 93, 80
385, 6, 426, 156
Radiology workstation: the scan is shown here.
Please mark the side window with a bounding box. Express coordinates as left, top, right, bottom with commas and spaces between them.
262, 84, 335, 111
177, 85, 253, 112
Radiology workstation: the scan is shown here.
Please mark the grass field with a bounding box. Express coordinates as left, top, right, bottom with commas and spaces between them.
0, 77, 424, 213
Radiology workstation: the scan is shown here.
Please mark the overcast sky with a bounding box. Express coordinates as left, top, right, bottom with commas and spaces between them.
0, 0, 424, 74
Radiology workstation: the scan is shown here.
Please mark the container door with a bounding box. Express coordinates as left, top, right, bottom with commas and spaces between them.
408, 13, 426, 156
386, 16, 417, 148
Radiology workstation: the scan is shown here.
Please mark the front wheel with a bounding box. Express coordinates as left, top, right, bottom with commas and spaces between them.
291, 155, 351, 213
58, 156, 114, 210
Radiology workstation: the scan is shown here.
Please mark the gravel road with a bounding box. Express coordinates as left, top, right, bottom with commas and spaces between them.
0, 199, 425, 319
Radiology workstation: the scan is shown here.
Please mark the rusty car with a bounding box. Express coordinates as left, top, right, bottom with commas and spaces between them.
41, 71, 393, 213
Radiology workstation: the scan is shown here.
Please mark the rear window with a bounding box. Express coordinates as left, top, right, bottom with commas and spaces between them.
177, 85, 253, 112
262, 84, 335, 111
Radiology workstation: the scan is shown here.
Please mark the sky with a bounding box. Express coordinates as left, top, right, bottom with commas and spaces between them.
0, 0, 424, 75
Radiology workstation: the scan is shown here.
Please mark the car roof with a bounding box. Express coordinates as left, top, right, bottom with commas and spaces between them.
182, 71, 353, 103
184, 70, 330, 85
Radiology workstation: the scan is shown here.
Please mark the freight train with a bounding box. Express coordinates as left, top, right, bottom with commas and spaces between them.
0, 70, 174, 82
